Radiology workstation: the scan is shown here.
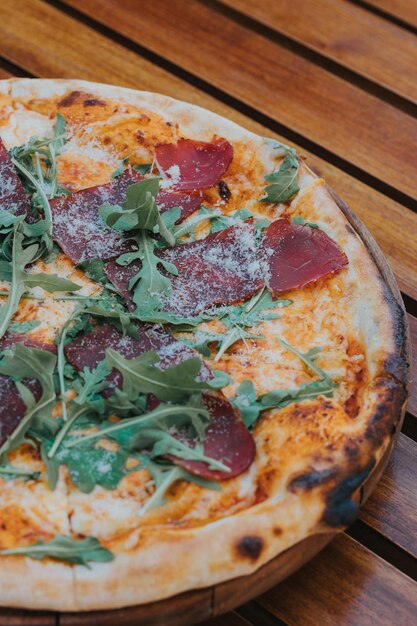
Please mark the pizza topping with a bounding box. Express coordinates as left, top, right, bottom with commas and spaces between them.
169, 392, 256, 480
178, 289, 291, 362
0, 535, 114, 567
0, 343, 57, 453
8, 113, 67, 206
0, 138, 31, 217
261, 219, 348, 293
106, 222, 263, 316
64, 322, 210, 397
262, 141, 300, 204
50, 170, 142, 263
157, 189, 202, 223
0, 375, 42, 449
155, 138, 233, 191
231, 340, 337, 429
0, 226, 81, 341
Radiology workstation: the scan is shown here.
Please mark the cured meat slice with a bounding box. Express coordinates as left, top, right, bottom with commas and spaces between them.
261, 219, 349, 293
65, 323, 254, 481
155, 138, 233, 191
157, 189, 202, 223
168, 392, 256, 480
105, 222, 263, 316
64, 322, 210, 396
50, 170, 140, 263
0, 376, 41, 448
0, 138, 31, 217
50, 169, 205, 263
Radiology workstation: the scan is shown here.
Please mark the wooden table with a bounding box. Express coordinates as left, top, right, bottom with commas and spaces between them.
0, 1, 416, 624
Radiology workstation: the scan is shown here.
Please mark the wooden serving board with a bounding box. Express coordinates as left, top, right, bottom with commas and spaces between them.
0, 191, 409, 626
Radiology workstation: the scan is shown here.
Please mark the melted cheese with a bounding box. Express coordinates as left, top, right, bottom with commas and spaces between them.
0, 90, 368, 546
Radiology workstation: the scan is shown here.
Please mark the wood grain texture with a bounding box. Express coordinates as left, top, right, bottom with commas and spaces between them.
62, 0, 417, 201
0, 0, 416, 303
363, 0, 417, 29
60, 588, 213, 626
220, 0, 417, 104
258, 534, 417, 626
407, 313, 417, 417
360, 434, 417, 557
201, 613, 253, 626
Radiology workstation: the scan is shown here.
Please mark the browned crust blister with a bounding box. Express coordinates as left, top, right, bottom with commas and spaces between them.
0, 79, 409, 612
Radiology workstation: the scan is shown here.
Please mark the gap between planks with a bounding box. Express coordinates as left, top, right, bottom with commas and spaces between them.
349, 0, 417, 34
208, 0, 417, 112
51, 0, 417, 211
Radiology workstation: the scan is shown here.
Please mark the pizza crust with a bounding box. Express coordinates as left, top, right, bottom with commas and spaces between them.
0, 79, 408, 611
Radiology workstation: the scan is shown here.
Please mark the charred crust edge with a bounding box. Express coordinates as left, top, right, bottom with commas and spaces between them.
288, 468, 335, 493
323, 461, 375, 527
235, 536, 264, 561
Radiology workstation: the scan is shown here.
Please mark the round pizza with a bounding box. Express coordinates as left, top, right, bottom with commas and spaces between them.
0, 79, 408, 612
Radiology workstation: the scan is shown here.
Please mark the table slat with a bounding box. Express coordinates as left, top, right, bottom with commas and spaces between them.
359, 434, 417, 557
220, 0, 417, 104
2, 0, 416, 304
406, 313, 417, 418
258, 533, 417, 626
63, 0, 417, 202
363, 0, 417, 29
201, 612, 253, 626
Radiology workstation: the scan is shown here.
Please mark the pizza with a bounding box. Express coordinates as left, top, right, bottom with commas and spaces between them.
0, 79, 408, 612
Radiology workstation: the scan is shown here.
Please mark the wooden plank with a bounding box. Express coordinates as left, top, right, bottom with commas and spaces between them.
1, 1, 416, 303
220, 0, 417, 104
364, 0, 417, 29
62, 0, 417, 202
407, 313, 417, 418
201, 613, 252, 626
258, 534, 417, 626
360, 434, 417, 557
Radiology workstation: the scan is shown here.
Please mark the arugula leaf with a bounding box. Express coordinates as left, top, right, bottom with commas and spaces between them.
74, 362, 112, 406
0, 535, 113, 567
105, 349, 217, 402
10, 113, 68, 203
292, 216, 319, 229
133, 163, 152, 175
43, 429, 138, 493
0, 343, 57, 454
176, 290, 291, 362
0, 228, 39, 339
137, 464, 221, 516
278, 339, 334, 383
231, 340, 338, 428
76, 258, 109, 286
231, 377, 336, 429
262, 148, 299, 204
123, 231, 178, 312
0, 464, 40, 482
170, 207, 221, 242
100, 178, 175, 247
6, 320, 41, 334
23, 273, 81, 293
130, 428, 229, 472
65, 402, 210, 449
0, 225, 80, 340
